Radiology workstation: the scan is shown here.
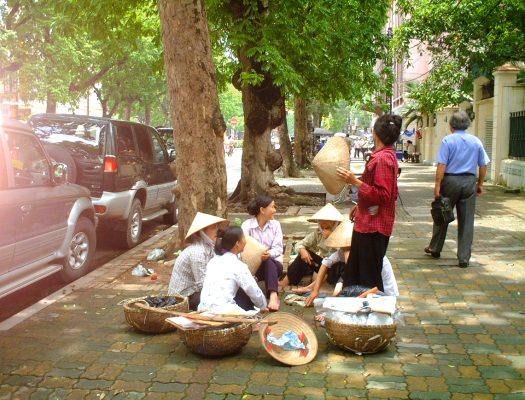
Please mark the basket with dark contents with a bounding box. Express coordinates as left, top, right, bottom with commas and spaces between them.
122, 294, 189, 334
180, 322, 253, 356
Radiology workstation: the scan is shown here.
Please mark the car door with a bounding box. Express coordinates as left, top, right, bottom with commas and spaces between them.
133, 125, 159, 210
6, 131, 70, 270
147, 127, 175, 207
114, 123, 142, 192
0, 131, 17, 275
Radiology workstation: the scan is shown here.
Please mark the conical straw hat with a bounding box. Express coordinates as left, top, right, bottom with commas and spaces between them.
312, 137, 350, 194
324, 217, 354, 248
307, 203, 344, 223
241, 236, 267, 274
185, 212, 228, 240
259, 312, 318, 366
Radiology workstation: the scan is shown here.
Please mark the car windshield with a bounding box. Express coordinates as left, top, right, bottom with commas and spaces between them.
31, 118, 106, 147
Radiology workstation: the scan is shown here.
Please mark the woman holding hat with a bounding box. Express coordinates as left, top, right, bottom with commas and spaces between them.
241, 195, 283, 311
168, 212, 228, 310
335, 114, 402, 292
279, 203, 343, 290
198, 226, 268, 314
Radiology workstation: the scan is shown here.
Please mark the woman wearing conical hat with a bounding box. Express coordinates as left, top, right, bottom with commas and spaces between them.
167, 212, 228, 310
278, 203, 343, 290
300, 218, 399, 307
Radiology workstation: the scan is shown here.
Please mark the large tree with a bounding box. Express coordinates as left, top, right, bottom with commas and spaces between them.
208, 0, 390, 202
395, 0, 525, 112
1, 0, 163, 115
158, 0, 227, 239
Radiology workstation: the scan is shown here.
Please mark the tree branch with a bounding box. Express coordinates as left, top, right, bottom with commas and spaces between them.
69, 58, 128, 92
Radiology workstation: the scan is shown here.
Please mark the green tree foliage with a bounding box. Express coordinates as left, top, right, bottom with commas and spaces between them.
218, 84, 244, 132
208, 0, 390, 103
395, 0, 525, 112
322, 101, 373, 132
1, 0, 165, 119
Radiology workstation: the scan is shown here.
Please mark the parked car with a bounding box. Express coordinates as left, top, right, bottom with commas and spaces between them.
0, 118, 97, 299
29, 114, 177, 249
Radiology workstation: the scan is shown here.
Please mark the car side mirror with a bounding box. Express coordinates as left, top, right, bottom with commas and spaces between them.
53, 163, 68, 184
168, 150, 176, 162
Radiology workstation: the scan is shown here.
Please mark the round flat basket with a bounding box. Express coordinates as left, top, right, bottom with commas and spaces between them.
259, 312, 318, 366
324, 318, 397, 354
180, 322, 252, 357
122, 295, 189, 334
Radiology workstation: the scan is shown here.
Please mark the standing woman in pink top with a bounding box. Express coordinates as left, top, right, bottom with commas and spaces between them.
336, 114, 402, 292
241, 195, 283, 311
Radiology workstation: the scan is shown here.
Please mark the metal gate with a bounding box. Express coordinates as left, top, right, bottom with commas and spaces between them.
509, 110, 525, 159
485, 119, 493, 177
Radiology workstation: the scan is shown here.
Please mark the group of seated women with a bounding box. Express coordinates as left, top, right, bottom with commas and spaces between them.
167, 196, 398, 316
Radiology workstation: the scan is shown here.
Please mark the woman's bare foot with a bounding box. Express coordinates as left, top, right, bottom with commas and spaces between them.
292, 285, 312, 294
268, 292, 280, 311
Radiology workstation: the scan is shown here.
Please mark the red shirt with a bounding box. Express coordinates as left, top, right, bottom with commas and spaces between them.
354, 146, 398, 236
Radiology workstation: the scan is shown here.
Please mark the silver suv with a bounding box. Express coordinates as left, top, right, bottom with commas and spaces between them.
0, 118, 97, 299
29, 114, 177, 249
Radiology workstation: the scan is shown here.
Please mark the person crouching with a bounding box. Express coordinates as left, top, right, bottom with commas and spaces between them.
279, 203, 343, 290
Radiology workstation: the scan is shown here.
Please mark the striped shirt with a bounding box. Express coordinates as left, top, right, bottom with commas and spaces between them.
167, 234, 215, 297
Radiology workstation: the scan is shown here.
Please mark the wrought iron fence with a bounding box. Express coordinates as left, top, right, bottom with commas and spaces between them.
509, 110, 525, 158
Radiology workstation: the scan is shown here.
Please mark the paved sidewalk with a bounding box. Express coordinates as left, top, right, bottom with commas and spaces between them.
0, 164, 524, 399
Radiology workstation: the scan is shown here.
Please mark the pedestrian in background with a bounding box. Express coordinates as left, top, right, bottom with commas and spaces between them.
242, 195, 283, 311
335, 113, 402, 292
407, 140, 415, 162
353, 139, 361, 158
424, 110, 490, 268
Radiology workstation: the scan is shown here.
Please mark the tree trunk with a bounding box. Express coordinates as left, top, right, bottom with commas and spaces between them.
158, 0, 227, 241
294, 97, 310, 168
46, 92, 56, 113
144, 103, 151, 125
125, 100, 133, 120
229, 45, 284, 202
277, 104, 298, 178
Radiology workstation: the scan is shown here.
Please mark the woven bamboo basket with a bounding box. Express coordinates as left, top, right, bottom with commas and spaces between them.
180, 322, 252, 356
324, 318, 397, 354
122, 295, 189, 334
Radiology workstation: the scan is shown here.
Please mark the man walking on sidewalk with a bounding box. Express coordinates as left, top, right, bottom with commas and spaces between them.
424, 110, 490, 268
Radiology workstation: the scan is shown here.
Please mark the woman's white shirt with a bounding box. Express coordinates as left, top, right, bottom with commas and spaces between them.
198, 252, 267, 314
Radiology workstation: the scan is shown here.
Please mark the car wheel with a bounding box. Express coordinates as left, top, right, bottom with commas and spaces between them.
163, 199, 178, 225
60, 217, 96, 282
120, 198, 143, 249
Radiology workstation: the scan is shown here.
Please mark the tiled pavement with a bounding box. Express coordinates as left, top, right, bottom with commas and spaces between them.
0, 164, 524, 399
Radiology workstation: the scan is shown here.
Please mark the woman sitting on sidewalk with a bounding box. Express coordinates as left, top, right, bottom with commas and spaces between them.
241, 195, 283, 311
199, 226, 268, 314
279, 203, 343, 290
295, 218, 399, 307
167, 212, 227, 310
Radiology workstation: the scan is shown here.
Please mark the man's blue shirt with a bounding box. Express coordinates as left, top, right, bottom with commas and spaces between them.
436, 130, 490, 175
